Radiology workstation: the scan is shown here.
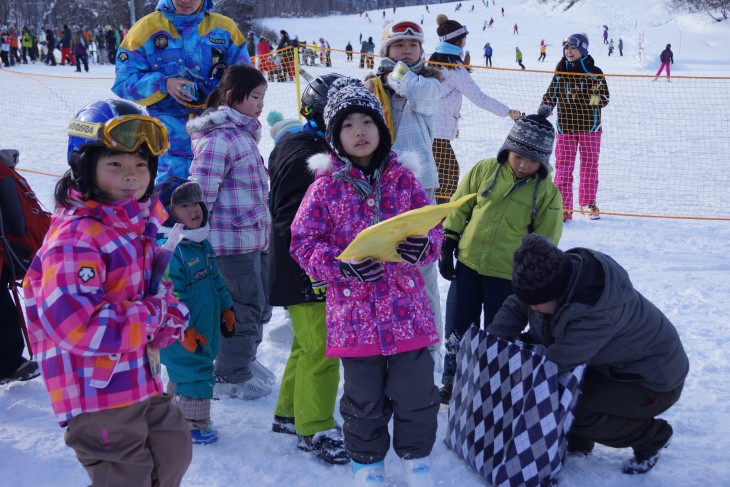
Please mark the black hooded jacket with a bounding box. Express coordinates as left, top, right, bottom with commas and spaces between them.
267, 130, 330, 306
488, 248, 689, 392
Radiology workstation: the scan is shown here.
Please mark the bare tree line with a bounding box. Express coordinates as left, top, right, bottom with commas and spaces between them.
668, 0, 729, 21
0, 0, 156, 31
1, 1, 457, 33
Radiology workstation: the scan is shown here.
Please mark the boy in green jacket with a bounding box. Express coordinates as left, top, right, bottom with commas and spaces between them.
438, 104, 563, 403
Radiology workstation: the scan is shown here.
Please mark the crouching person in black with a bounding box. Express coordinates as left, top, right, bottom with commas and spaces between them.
487, 234, 689, 475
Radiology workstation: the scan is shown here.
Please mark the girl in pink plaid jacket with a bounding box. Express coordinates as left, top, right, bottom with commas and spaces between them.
23, 99, 192, 486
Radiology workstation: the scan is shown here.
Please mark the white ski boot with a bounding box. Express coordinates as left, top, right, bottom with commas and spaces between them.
353, 460, 385, 485
402, 456, 434, 487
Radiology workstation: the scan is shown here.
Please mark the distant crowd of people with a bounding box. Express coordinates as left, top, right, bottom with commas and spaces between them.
1, 23, 125, 70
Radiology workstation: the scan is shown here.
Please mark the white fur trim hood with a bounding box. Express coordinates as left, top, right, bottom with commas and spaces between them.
306, 151, 422, 178
186, 107, 262, 143
186, 108, 228, 134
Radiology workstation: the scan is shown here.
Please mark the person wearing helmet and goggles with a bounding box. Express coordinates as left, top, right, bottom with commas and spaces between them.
365, 19, 445, 376
64, 98, 169, 203
23, 97, 192, 486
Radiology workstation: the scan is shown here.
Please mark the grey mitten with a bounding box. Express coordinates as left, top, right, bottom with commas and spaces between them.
376, 57, 397, 76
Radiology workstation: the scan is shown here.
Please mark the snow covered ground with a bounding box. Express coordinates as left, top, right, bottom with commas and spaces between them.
2, 1, 730, 486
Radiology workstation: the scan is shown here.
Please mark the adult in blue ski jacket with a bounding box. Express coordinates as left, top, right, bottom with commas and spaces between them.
112, 0, 250, 183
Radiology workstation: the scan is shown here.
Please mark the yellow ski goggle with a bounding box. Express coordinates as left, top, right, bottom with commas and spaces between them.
68, 115, 170, 156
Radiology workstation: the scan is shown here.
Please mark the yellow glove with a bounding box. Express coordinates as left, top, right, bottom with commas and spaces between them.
387, 61, 410, 91
309, 276, 328, 301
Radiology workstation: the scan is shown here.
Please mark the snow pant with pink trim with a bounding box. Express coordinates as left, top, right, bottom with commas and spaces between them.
64, 393, 192, 487
340, 348, 439, 464
655, 62, 671, 78
554, 131, 602, 211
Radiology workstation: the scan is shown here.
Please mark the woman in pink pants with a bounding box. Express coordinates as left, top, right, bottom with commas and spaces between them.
654, 44, 674, 81
541, 33, 610, 221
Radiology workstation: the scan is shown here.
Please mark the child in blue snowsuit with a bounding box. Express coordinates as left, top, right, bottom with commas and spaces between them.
156, 178, 234, 444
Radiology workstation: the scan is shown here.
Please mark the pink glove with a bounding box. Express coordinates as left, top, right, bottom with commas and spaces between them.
151, 298, 189, 348
149, 318, 185, 349
143, 284, 169, 340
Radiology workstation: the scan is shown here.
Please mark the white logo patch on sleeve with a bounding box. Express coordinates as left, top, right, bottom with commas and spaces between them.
78, 266, 95, 283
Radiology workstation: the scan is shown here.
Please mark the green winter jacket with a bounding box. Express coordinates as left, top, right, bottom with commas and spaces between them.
21, 31, 33, 48
444, 158, 563, 280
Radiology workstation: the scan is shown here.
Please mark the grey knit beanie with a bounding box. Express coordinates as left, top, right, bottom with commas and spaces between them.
512, 234, 572, 305
497, 104, 555, 179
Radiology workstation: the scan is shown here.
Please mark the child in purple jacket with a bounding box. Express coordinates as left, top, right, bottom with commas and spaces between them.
188, 65, 275, 400
290, 77, 443, 485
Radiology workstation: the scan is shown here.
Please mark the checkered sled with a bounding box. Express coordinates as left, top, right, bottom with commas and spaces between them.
444, 326, 585, 487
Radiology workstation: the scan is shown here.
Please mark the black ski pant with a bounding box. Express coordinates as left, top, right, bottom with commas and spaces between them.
45, 43, 56, 65
0, 283, 25, 378
441, 264, 513, 386
22, 46, 35, 63
340, 348, 439, 464
569, 366, 683, 454
75, 53, 89, 72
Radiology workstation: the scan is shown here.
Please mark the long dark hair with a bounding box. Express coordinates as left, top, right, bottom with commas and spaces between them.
205, 64, 267, 109
55, 145, 154, 207
428, 52, 464, 70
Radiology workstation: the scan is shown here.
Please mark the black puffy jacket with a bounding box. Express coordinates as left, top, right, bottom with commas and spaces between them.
267, 130, 330, 306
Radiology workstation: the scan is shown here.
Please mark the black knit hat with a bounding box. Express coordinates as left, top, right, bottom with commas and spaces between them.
512, 234, 572, 305
436, 14, 468, 44
323, 77, 391, 163
497, 104, 555, 179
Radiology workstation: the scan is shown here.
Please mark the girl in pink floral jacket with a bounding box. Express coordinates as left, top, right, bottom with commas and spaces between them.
290, 77, 443, 484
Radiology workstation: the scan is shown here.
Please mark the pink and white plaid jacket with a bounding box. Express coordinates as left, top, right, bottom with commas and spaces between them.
23, 192, 189, 426
188, 106, 271, 256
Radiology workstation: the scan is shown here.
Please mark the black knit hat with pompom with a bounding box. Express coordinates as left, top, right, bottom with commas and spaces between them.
436, 14, 467, 45
323, 77, 391, 164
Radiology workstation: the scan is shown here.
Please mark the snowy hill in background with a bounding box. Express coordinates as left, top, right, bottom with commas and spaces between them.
260, 0, 730, 76
2, 1, 729, 486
